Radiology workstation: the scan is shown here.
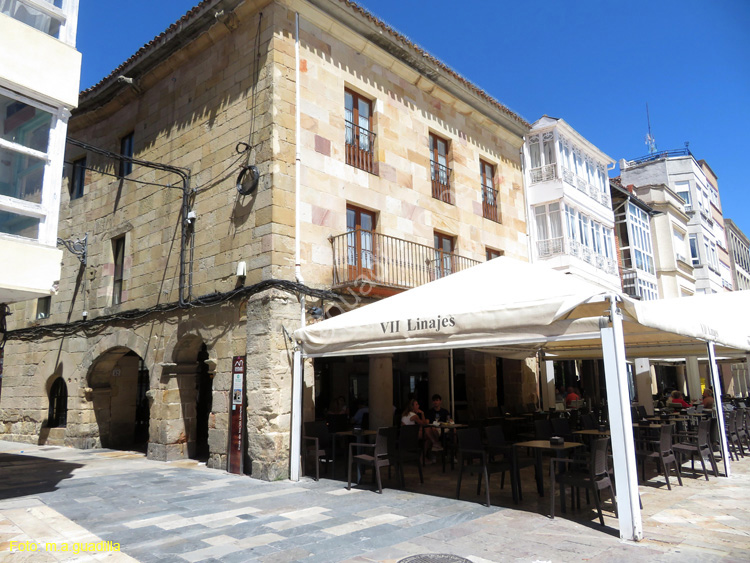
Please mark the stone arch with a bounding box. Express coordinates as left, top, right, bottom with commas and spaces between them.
70, 330, 153, 451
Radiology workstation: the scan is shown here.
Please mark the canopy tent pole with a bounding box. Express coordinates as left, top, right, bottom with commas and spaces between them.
539, 351, 555, 411
290, 349, 302, 481
707, 342, 731, 477
600, 295, 643, 541
449, 349, 455, 421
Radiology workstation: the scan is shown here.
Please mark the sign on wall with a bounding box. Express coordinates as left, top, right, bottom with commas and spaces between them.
229, 355, 245, 474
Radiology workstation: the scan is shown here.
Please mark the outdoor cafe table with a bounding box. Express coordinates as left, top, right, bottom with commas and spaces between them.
332, 429, 377, 479
573, 428, 610, 446
513, 440, 584, 497
432, 422, 467, 472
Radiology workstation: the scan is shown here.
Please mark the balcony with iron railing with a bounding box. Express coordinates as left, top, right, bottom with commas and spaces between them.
537, 237, 619, 276
482, 185, 500, 222
345, 121, 376, 174
330, 230, 480, 293
529, 163, 557, 184
430, 161, 453, 204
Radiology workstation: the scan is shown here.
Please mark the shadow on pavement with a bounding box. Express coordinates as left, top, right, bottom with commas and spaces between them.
0, 453, 83, 500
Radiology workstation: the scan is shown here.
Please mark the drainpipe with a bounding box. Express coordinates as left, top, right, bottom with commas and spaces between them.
294, 12, 304, 324
290, 11, 303, 482
520, 140, 532, 262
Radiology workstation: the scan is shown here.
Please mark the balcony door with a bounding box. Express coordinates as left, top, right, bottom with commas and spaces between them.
346, 206, 376, 282
434, 232, 454, 279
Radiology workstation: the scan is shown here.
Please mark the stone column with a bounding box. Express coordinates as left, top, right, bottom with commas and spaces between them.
368, 354, 393, 430
464, 351, 497, 419
634, 358, 654, 415
427, 351, 451, 406
685, 356, 701, 402
540, 359, 555, 411
675, 364, 687, 397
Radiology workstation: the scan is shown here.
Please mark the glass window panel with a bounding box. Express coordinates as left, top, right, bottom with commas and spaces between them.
543, 138, 556, 164
529, 141, 541, 168
0, 93, 52, 152
0, 209, 40, 238
0, 146, 44, 204
0, 0, 61, 37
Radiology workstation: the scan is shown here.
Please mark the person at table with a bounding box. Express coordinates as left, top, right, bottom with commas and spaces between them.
565, 387, 581, 407
351, 399, 369, 426
401, 399, 441, 463
702, 388, 715, 410
426, 394, 452, 424
667, 390, 690, 409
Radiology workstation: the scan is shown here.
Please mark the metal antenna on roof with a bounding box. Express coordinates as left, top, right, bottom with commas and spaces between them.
645, 103, 657, 154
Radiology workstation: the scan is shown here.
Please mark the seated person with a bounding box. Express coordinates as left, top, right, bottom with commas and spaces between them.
350, 400, 369, 426
565, 387, 581, 407
667, 390, 690, 409
401, 399, 441, 462
426, 394, 452, 424
702, 388, 715, 410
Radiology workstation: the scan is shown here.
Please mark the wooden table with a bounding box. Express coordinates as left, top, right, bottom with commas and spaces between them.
332, 429, 377, 479
513, 440, 584, 497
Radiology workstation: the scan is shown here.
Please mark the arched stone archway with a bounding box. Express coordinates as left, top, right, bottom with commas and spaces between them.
85, 347, 149, 451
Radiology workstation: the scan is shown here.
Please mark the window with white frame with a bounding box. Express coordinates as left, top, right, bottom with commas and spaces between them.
628, 202, 655, 275
534, 202, 563, 256
673, 228, 687, 262
689, 234, 700, 266
1, 0, 77, 44
0, 88, 57, 240
674, 181, 691, 211
528, 132, 556, 183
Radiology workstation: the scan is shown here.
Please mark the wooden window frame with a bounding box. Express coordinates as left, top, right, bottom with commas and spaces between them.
346, 204, 377, 281
344, 89, 376, 174
433, 231, 455, 279
429, 133, 452, 204
480, 159, 500, 222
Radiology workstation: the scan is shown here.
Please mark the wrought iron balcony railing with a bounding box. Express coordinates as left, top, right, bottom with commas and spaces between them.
430, 160, 453, 204
345, 121, 376, 174
330, 230, 480, 290
482, 184, 500, 222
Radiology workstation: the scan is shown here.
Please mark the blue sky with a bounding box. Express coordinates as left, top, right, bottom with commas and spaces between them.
76, 0, 750, 235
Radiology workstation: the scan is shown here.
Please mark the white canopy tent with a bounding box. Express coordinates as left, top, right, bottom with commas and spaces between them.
292, 257, 750, 541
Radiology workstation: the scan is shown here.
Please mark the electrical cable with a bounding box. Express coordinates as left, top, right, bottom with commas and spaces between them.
4, 279, 336, 343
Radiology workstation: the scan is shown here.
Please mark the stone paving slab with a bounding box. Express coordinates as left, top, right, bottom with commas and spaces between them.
1, 440, 750, 561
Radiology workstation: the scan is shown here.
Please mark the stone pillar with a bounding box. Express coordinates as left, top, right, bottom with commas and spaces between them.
540, 359, 555, 411
465, 351, 497, 420
427, 351, 451, 406
152, 364, 197, 462
368, 354, 393, 430
675, 364, 687, 397
685, 356, 701, 402
634, 358, 654, 415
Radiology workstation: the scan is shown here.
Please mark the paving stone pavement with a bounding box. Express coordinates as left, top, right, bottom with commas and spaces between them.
1, 440, 749, 562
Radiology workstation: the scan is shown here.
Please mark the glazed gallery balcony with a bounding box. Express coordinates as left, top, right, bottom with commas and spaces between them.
330, 231, 480, 296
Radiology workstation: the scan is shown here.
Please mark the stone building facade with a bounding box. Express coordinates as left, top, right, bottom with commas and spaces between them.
0, 0, 531, 480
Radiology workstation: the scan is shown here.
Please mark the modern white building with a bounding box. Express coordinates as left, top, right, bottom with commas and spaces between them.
620, 149, 731, 294
609, 180, 659, 301
725, 218, 750, 291
628, 182, 696, 298
0, 0, 81, 312
523, 116, 620, 292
